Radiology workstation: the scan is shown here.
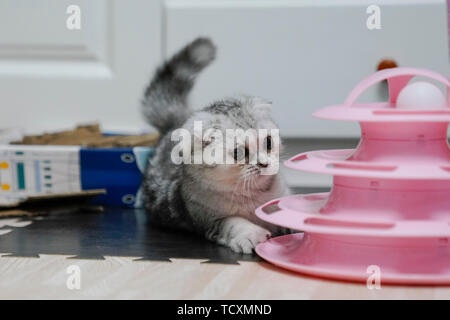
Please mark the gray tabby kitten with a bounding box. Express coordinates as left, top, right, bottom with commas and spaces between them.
141, 38, 289, 254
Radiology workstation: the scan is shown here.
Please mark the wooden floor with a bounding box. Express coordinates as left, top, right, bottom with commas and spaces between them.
0, 254, 449, 299
0, 207, 449, 299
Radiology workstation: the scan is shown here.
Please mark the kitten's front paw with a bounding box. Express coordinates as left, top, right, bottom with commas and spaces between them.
228, 225, 271, 254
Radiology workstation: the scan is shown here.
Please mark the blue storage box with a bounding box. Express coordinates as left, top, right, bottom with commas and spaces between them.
0, 145, 153, 208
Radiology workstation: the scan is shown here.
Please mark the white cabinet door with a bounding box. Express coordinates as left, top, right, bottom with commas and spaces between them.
165, 0, 449, 138
0, 0, 161, 134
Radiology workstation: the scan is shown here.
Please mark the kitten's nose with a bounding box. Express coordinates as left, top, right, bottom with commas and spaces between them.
258, 162, 268, 168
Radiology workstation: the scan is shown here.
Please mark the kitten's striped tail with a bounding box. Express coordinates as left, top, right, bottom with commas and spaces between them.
142, 37, 216, 134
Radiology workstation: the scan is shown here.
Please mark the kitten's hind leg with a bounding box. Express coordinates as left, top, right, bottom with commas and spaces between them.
208, 216, 271, 254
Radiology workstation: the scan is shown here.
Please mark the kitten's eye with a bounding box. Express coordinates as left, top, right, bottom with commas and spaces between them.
265, 136, 272, 151
233, 147, 249, 162
233, 148, 240, 161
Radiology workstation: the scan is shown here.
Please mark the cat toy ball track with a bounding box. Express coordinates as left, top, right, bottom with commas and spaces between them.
255, 67, 450, 285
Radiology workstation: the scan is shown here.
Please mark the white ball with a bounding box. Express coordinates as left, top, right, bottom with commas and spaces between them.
396, 81, 447, 109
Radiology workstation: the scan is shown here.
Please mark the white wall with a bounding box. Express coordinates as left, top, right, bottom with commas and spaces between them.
0, 0, 448, 138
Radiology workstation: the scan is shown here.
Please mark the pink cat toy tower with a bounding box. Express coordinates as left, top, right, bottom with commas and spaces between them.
255, 67, 450, 285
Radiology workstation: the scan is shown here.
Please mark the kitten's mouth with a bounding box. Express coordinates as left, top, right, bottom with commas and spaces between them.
245, 166, 261, 177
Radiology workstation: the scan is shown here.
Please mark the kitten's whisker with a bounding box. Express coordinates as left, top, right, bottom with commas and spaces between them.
243, 175, 249, 211
230, 175, 245, 209
247, 174, 256, 211
238, 176, 247, 211
249, 175, 257, 210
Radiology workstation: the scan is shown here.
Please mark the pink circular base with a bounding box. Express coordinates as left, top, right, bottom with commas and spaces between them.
256, 233, 450, 285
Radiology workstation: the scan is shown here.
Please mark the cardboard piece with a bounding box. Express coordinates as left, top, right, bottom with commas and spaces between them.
0, 189, 106, 218
12, 124, 159, 148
